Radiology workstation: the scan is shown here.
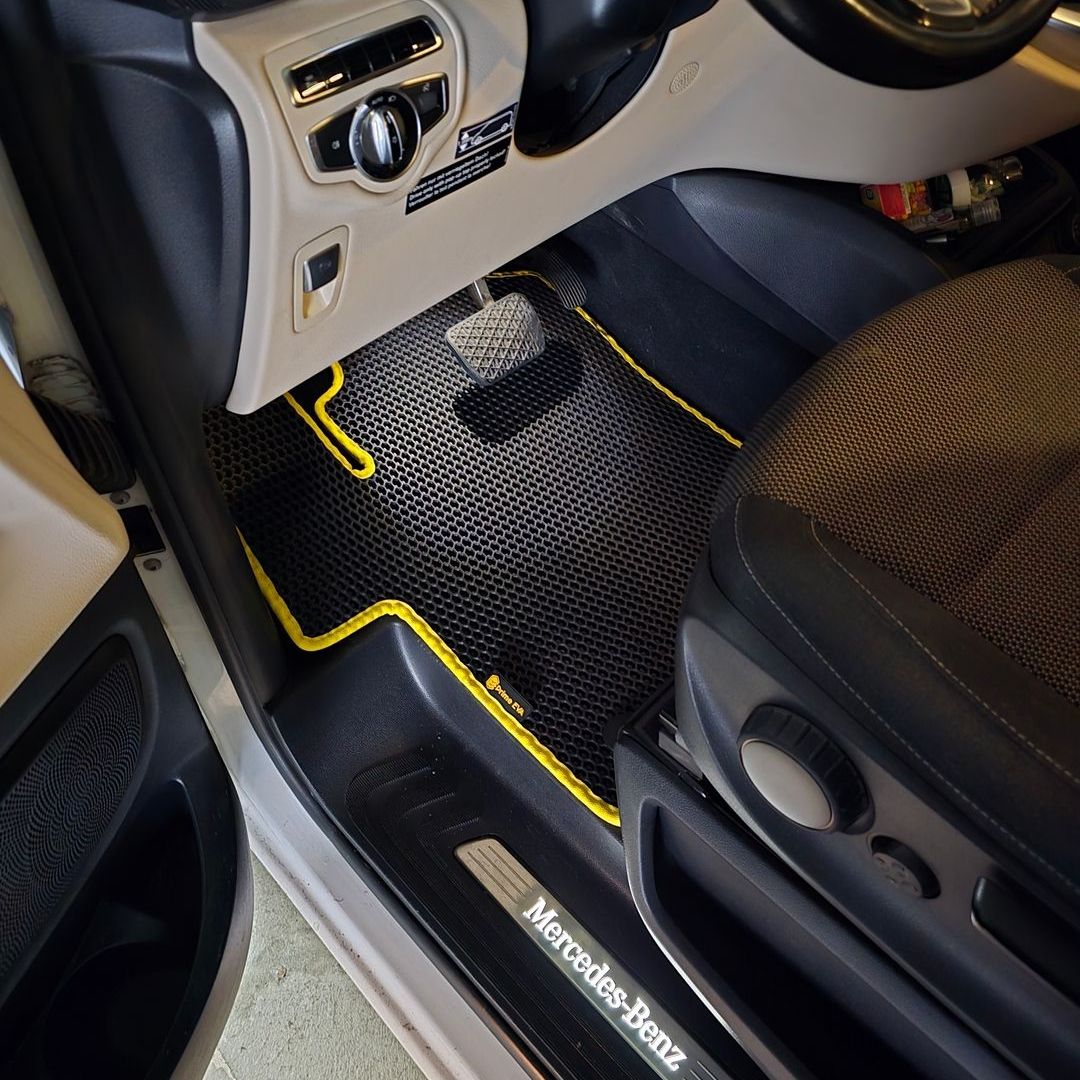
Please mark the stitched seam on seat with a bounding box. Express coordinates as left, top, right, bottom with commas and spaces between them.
810, 520, 1080, 791
732, 499, 1080, 897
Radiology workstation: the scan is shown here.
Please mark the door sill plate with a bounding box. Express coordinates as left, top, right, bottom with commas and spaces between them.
457, 838, 728, 1080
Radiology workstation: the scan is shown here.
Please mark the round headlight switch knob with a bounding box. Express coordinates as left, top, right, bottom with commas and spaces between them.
739, 707, 870, 832
350, 90, 421, 181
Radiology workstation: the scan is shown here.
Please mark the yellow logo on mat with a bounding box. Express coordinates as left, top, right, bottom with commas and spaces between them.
486, 674, 526, 717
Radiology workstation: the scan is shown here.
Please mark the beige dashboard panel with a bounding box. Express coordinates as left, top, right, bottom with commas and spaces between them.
261, 1, 463, 195
194, 0, 1080, 414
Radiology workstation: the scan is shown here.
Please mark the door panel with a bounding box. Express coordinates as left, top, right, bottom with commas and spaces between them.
0, 562, 250, 1080
0, 137, 128, 706
0, 121, 247, 1079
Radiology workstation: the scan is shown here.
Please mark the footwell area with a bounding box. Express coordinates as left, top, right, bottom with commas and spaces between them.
205, 273, 738, 816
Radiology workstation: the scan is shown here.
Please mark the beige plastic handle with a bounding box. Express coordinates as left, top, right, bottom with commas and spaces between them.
0, 141, 127, 708
0, 366, 128, 707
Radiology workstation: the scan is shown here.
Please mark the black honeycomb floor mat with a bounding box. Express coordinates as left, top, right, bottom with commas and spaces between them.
204, 272, 739, 818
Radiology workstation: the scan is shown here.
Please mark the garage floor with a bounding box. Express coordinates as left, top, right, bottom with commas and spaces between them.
204, 856, 426, 1080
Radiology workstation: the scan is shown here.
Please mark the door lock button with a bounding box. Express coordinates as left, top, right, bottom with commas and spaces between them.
309, 110, 355, 171
401, 74, 449, 133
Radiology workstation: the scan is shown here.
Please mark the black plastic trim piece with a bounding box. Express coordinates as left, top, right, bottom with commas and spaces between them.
516, 0, 717, 154
679, 506, 1080, 1078
0, 563, 245, 1080
616, 732, 1021, 1080
972, 876, 1080, 1003
0, 0, 287, 704
272, 617, 760, 1080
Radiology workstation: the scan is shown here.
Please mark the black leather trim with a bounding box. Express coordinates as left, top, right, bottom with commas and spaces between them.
711, 494, 1080, 899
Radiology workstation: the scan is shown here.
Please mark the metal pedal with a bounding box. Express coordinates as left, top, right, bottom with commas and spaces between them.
446, 281, 546, 386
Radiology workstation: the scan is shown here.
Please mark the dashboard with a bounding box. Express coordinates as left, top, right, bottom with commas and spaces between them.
193, 0, 1080, 413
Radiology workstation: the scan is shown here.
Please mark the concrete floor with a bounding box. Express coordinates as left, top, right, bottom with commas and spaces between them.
204, 856, 426, 1080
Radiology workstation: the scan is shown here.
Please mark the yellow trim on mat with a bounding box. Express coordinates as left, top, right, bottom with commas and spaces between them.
297, 271, 742, 462
256, 273, 743, 829
284, 363, 376, 479
490, 269, 743, 448
240, 535, 621, 826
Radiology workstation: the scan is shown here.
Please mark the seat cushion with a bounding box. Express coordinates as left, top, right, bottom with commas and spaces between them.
717, 256, 1080, 709
710, 257, 1080, 897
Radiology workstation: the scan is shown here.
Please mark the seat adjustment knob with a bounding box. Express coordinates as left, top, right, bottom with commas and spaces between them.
870, 836, 939, 899
738, 706, 869, 832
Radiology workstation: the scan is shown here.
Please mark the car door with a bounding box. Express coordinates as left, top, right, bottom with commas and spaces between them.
0, 139, 248, 1080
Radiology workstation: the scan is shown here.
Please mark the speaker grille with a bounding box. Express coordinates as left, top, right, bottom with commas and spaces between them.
0, 654, 142, 984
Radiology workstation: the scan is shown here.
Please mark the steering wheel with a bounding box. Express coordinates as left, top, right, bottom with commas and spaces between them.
745, 0, 1061, 88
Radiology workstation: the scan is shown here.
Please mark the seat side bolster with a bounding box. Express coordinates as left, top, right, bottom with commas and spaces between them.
709, 494, 1080, 897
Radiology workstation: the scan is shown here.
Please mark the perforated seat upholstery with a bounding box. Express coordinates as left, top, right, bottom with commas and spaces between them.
709, 256, 1080, 898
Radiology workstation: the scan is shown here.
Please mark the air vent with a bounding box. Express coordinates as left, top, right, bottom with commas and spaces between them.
288, 18, 441, 106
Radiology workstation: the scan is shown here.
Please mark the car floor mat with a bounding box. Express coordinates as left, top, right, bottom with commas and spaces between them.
204, 271, 740, 823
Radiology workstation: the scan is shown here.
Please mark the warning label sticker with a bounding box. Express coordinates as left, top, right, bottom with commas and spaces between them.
455, 104, 518, 158
405, 138, 511, 215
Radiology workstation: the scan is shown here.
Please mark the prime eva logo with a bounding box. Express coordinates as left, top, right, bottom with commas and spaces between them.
523, 897, 688, 1072
485, 673, 528, 718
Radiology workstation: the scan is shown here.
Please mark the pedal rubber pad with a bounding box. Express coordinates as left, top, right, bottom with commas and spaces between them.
446, 292, 546, 385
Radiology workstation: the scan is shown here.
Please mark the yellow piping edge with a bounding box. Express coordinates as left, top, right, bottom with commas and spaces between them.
301, 271, 742, 464
490, 269, 743, 448
253, 272, 738, 830
239, 534, 622, 828
284, 362, 376, 479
